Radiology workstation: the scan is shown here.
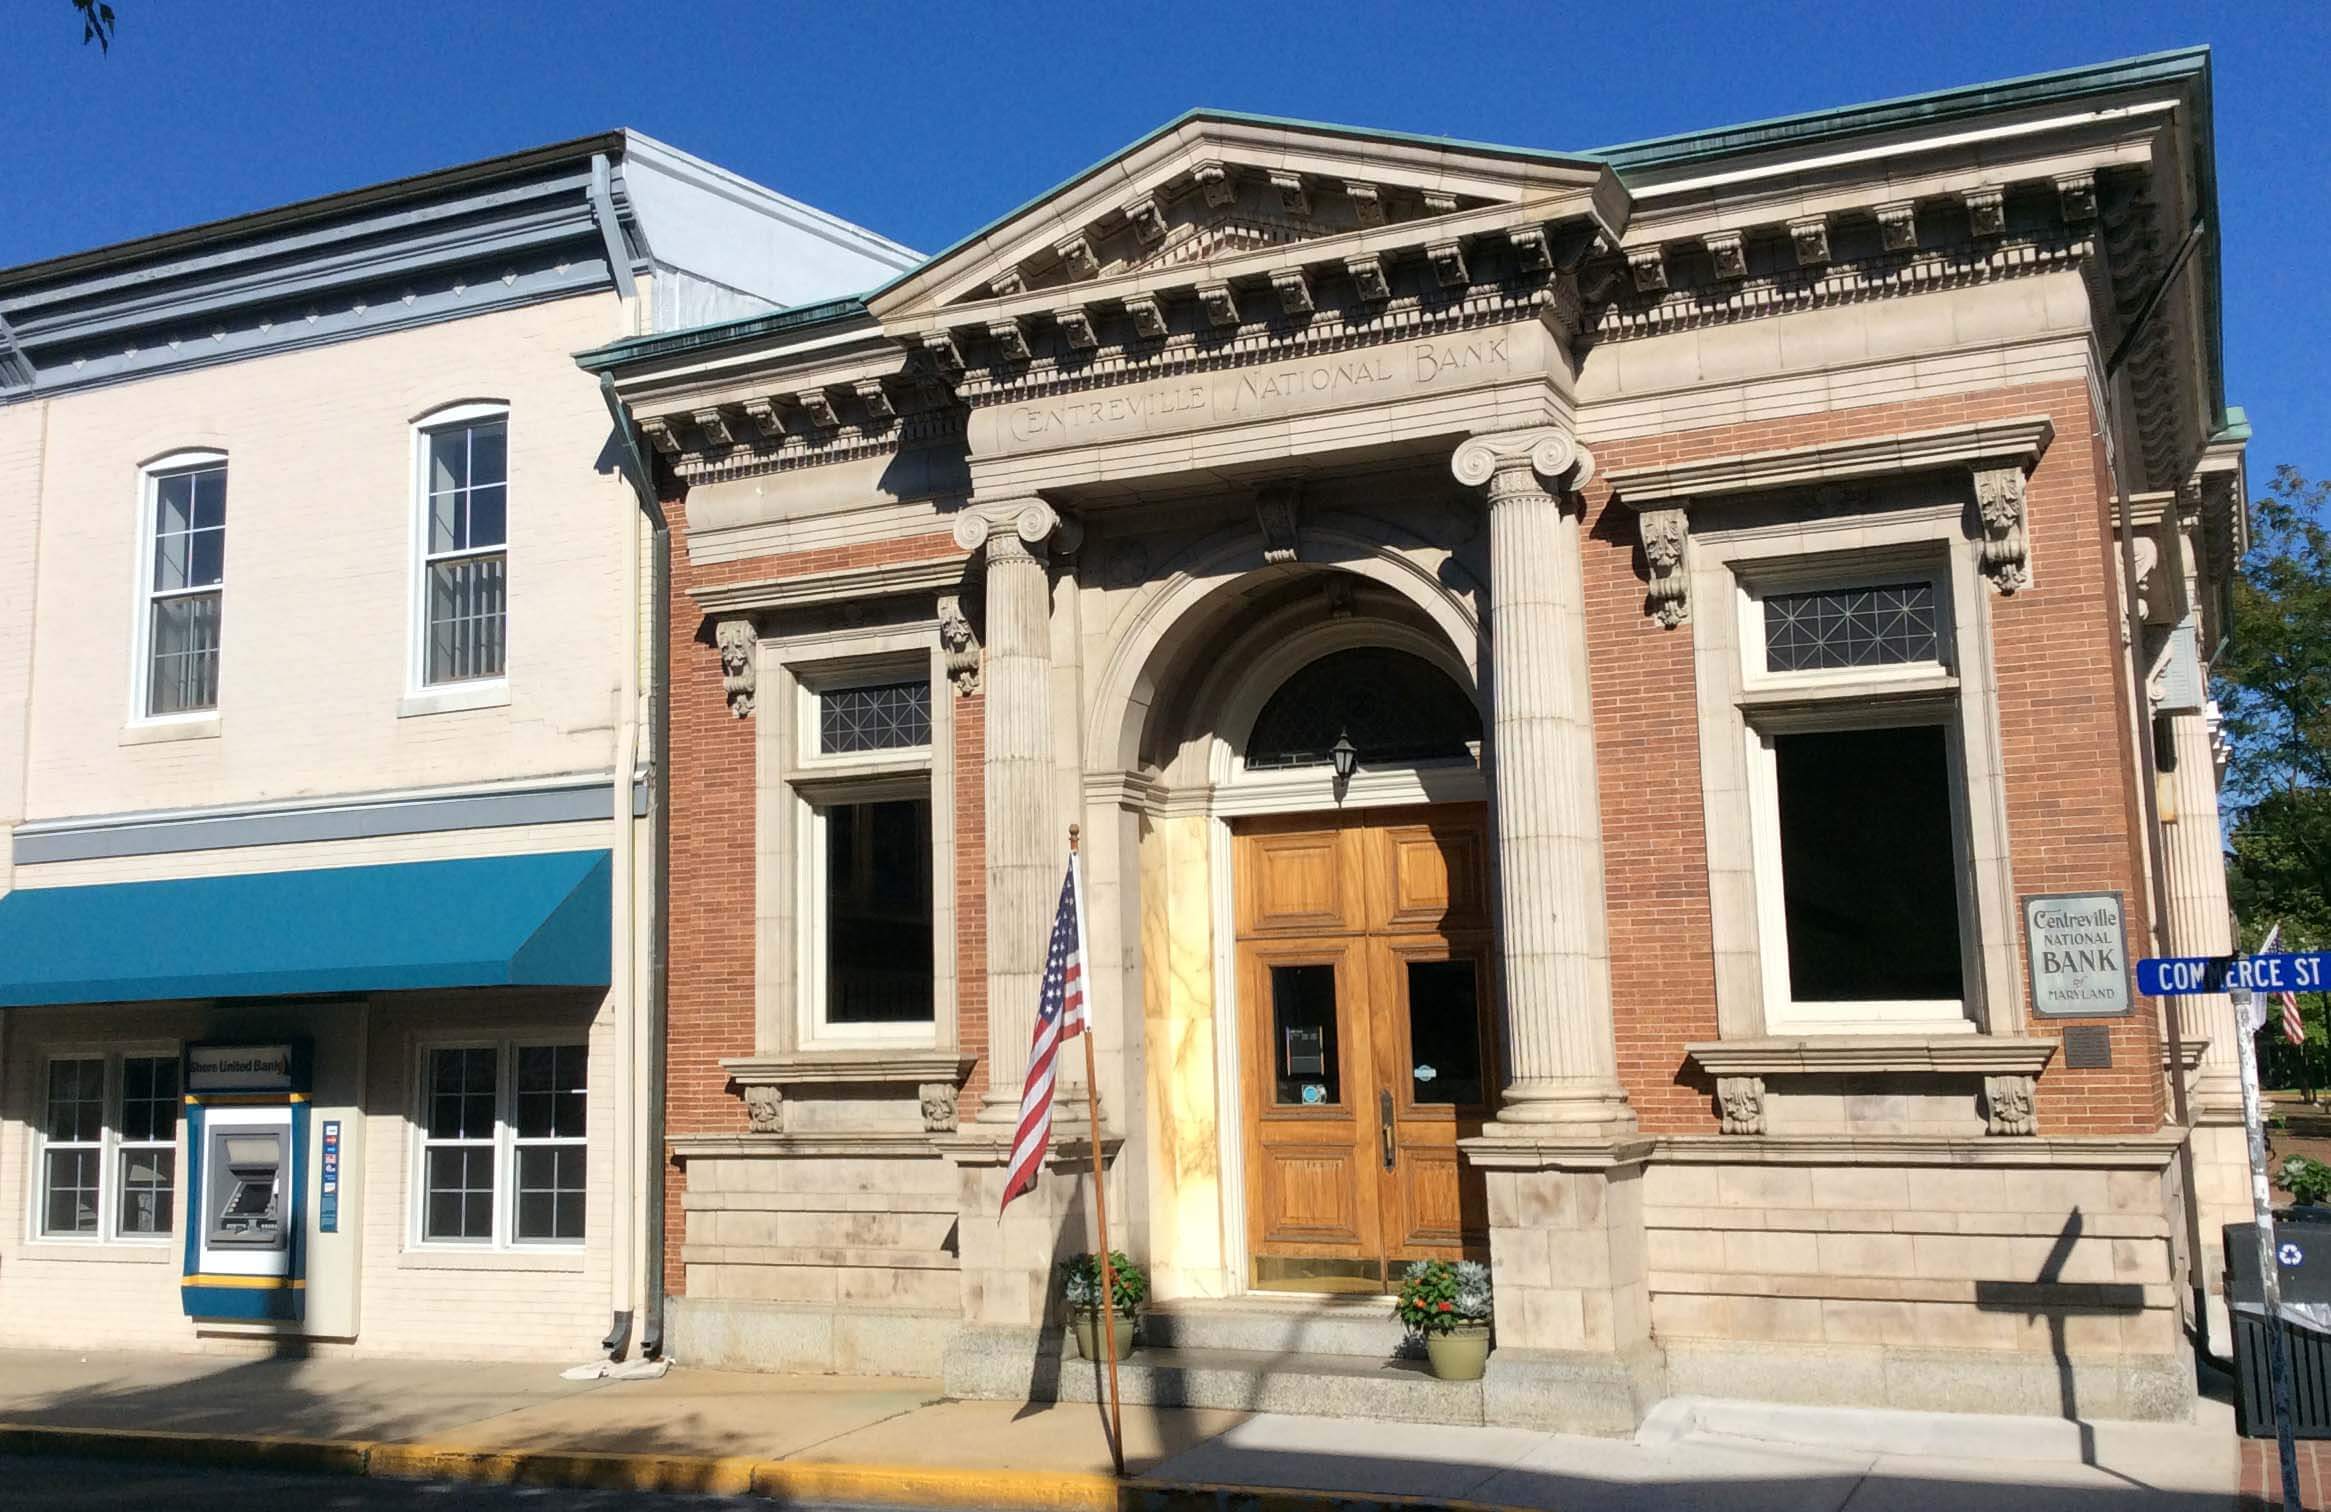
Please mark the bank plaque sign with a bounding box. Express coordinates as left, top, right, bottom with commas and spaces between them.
2022, 892, 2132, 1018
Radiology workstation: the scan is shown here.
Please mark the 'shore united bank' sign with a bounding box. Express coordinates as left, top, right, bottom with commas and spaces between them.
2022, 892, 2132, 1018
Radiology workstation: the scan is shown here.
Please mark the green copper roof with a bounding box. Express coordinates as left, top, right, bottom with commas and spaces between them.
574, 294, 871, 372
1585, 47, 2211, 172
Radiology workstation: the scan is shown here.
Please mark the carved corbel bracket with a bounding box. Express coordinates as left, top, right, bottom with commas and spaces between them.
715, 616, 758, 718
1193, 160, 1236, 208
1627, 246, 1668, 292
1508, 225, 1554, 273
1054, 306, 1098, 351
1123, 293, 1167, 340
1963, 187, 2007, 238
1701, 232, 1745, 281
1198, 281, 1241, 328
1269, 171, 1310, 218
1427, 239, 1469, 289
637, 415, 682, 455
1270, 269, 1313, 316
1255, 481, 1302, 564
919, 1082, 961, 1133
1347, 181, 1386, 226
1055, 232, 1100, 280
1973, 465, 2032, 594
987, 317, 1032, 364
1636, 504, 1691, 628
937, 591, 981, 697
1876, 201, 1919, 252
691, 406, 735, 447
1121, 190, 1168, 245
1717, 1075, 1766, 1135
1983, 1074, 2036, 1136
741, 1083, 783, 1134
793, 389, 839, 430
1788, 215, 1831, 267
1345, 253, 1391, 305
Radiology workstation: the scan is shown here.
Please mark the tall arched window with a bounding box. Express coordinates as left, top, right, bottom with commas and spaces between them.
1244, 647, 1479, 771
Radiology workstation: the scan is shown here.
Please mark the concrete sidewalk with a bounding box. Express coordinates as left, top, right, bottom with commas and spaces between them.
0, 1348, 2255, 1510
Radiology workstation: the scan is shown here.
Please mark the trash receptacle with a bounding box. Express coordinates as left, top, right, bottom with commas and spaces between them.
2225, 1216, 2331, 1438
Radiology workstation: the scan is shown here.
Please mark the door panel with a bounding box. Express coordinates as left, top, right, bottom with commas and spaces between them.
1237, 805, 1492, 1293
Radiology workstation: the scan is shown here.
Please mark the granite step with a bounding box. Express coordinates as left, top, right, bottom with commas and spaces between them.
1052, 1344, 1482, 1425
1139, 1297, 1410, 1359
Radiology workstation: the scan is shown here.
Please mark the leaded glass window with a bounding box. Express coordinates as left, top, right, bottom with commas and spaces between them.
1245, 648, 1480, 771
1762, 582, 1940, 672
819, 680, 931, 754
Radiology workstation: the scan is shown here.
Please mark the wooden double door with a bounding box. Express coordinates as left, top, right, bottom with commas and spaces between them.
1234, 805, 1496, 1294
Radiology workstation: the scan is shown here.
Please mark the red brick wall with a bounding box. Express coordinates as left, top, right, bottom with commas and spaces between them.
659, 499, 969, 1299
1582, 380, 2166, 1136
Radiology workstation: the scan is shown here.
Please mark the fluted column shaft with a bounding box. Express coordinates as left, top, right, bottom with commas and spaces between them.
2163, 704, 2240, 1116
1454, 429, 1632, 1131
958, 502, 1062, 1122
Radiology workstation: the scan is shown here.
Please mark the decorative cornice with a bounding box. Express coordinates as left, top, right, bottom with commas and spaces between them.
690, 553, 965, 616
722, 1051, 974, 1088
1606, 415, 2054, 505
1684, 1036, 2060, 1078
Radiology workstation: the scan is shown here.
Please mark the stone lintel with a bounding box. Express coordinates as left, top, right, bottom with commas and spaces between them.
668, 1131, 943, 1162
689, 554, 966, 617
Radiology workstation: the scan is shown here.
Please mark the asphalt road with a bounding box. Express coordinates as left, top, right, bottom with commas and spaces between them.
0, 1455, 871, 1511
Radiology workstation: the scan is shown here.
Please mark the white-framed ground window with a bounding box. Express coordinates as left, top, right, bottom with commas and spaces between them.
412, 405, 509, 690
34, 1050, 179, 1241
412, 1039, 585, 1248
135, 453, 227, 720
791, 662, 938, 1046
1737, 561, 1979, 1035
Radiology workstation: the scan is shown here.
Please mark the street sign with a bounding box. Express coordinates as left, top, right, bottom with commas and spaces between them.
2137, 953, 2331, 998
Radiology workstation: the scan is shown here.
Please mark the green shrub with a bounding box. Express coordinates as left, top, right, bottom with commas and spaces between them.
1060, 1251, 1146, 1317
1394, 1259, 1492, 1336
2284, 1155, 2331, 1207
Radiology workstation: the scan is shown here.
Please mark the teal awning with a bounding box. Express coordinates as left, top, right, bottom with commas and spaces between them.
0, 849, 610, 1007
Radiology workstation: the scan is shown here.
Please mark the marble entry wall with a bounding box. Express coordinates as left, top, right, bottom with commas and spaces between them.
1139, 813, 1233, 1299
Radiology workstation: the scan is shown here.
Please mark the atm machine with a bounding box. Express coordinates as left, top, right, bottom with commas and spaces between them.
181, 1042, 309, 1322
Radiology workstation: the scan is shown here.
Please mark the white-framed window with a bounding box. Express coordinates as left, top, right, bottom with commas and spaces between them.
412, 1039, 585, 1248
792, 664, 937, 1045
1735, 559, 1979, 1034
34, 1051, 179, 1241
135, 453, 227, 720
412, 405, 509, 689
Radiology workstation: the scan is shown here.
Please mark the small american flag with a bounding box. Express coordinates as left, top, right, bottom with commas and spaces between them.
2261, 924, 2304, 1047
1000, 854, 1088, 1213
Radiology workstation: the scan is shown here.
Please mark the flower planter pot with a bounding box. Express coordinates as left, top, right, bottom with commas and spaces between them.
1071, 1309, 1137, 1361
1423, 1322, 1491, 1381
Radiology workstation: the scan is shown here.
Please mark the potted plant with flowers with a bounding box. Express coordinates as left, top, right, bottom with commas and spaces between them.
1061, 1250, 1145, 1360
1396, 1259, 1492, 1381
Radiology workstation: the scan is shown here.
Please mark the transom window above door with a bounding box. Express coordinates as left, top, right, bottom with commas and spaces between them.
1245, 648, 1480, 771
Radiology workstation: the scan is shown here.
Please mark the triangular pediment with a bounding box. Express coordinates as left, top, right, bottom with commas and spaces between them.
870, 112, 1627, 320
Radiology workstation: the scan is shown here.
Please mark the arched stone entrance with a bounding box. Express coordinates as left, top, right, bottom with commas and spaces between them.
1082, 554, 1493, 1301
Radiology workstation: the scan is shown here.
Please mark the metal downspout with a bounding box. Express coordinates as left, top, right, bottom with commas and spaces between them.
599, 373, 669, 1359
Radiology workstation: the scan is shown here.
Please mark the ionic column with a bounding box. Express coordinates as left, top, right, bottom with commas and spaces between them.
1452, 428, 1633, 1132
2163, 702, 2240, 1117
954, 500, 1064, 1123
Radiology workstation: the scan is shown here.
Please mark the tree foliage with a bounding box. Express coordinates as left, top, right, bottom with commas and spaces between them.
2219, 466, 2331, 954
73, 0, 116, 53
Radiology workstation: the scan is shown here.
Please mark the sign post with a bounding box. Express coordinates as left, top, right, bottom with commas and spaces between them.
2149, 941, 2304, 1511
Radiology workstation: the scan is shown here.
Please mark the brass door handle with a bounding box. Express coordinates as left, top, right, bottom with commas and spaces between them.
1380, 1089, 1396, 1172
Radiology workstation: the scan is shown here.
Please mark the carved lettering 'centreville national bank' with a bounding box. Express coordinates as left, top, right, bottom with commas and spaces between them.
1001, 335, 1519, 446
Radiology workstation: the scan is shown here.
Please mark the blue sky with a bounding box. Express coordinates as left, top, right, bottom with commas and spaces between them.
5, 1, 2324, 485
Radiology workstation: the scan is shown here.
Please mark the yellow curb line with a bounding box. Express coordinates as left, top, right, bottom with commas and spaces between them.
0, 1421, 1516, 1512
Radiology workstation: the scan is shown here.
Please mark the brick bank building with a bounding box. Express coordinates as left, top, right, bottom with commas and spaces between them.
588, 50, 2253, 1428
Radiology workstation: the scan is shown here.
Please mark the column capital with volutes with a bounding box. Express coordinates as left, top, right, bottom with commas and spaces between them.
1451, 426, 1596, 501
952, 498, 1075, 560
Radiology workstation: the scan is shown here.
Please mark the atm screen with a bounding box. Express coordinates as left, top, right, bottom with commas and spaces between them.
228, 1183, 275, 1216
224, 1136, 279, 1165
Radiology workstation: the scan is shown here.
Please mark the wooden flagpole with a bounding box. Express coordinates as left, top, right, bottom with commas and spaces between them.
1068, 824, 1125, 1477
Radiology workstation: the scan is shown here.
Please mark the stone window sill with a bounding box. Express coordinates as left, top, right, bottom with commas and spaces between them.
395, 1246, 587, 1274
399, 681, 510, 719
19, 1240, 176, 1263
723, 1049, 973, 1089
122, 716, 220, 746
1685, 1035, 2059, 1078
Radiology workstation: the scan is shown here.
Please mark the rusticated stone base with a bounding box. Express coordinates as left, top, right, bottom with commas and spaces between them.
1661, 1338, 2193, 1422
1481, 1341, 1668, 1436
666, 1297, 956, 1377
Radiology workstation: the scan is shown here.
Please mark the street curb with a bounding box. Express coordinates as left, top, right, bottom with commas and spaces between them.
0, 1421, 1515, 1512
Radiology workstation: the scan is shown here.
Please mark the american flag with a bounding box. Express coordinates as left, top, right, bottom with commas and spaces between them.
1000, 854, 1088, 1213
2263, 924, 2306, 1047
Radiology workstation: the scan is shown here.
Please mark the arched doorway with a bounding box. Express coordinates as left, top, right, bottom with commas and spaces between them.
1100, 563, 1496, 1299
